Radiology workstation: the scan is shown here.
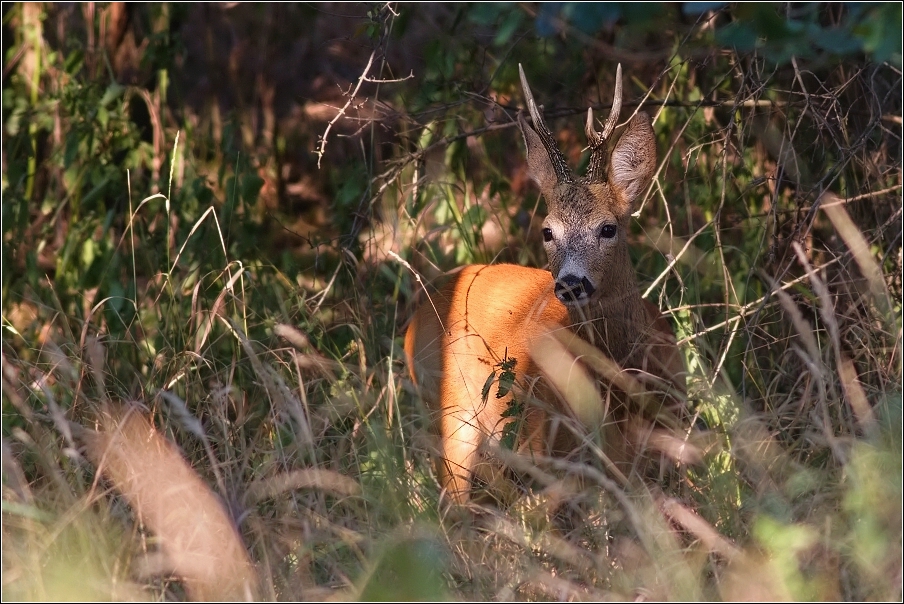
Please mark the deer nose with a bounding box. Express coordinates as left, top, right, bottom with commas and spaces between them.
555, 275, 595, 303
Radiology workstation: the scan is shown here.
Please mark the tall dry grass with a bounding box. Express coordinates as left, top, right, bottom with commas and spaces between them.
2, 3, 901, 601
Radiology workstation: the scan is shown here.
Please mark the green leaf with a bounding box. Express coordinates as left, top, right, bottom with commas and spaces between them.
481, 370, 496, 404
493, 9, 523, 46
96, 107, 109, 130
809, 26, 862, 56
500, 420, 518, 450
715, 22, 759, 52
99, 83, 124, 109
80, 238, 96, 268
496, 364, 515, 398
500, 399, 523, 419
468, 3, 506, 27
460, 204, 487, 236
241, 173, 265, 206
358, 537, 449, 601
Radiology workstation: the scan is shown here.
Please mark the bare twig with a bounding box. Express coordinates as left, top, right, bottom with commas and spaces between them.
315, 50, 376, 169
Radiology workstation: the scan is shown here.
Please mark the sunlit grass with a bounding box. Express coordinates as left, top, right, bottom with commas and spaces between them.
3, 3, 901, 601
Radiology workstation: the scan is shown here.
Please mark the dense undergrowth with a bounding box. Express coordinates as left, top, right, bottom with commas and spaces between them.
2, 3, 902, 601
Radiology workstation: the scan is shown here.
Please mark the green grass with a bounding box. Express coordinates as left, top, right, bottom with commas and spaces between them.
3, 3, 901, 601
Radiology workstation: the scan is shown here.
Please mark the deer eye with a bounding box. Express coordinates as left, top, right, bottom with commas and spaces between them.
599, 224, 617, 239
542, 227, 554, 242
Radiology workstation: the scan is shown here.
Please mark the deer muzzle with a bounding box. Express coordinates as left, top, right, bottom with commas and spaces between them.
555, 274, 595, 305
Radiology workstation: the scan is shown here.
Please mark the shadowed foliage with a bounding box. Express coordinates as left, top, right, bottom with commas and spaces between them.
3, 3, 901, 601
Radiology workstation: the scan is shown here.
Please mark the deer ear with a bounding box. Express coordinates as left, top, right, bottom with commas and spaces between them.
519, 112, 560, 200
609, 112, 657, 214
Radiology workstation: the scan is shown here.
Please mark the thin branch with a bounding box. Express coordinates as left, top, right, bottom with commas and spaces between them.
315, 49, 376, 169
362, 71, 414, 84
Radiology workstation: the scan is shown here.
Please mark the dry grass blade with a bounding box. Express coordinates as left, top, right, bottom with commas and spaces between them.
483, 514, 596, 574
222, 318, 316, 452
81, 407, 257, 601
273, 323, 312, 351
514, 565, 604, 601
1, 436, 33, 504
821, 192, 893, 319
645, 428, 703, 465
84, 335, 107, 398
244, 468, 361, 507
838, 356, 878, 437
719, 554, 795, 602
537, 327, 686, 431
274, 323, 339, 378
658, 497, 741, 560
157, 390, 206, 440
769, 277, 823, 377
731, 418, 797, 492
530, 329, 602, 427
4, 4, 900, 601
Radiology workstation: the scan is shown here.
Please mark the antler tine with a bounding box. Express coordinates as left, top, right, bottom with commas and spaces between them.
519, 63, 572, 183
601, 63, 622, 141
585, 108, 602, 147
586, 64, 623, 146
586, 64, 623, 183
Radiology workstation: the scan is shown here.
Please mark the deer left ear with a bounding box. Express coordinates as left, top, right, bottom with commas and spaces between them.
609, 113, 657, 214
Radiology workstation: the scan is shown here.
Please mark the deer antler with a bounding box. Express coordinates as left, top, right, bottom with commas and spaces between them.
518, 63, 573, 184
585, 63, 623, 184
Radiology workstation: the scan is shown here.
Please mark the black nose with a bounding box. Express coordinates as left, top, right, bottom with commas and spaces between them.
555, 275, 595, 302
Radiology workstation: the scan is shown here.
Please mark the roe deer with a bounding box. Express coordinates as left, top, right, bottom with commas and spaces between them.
404, 65, 688, 505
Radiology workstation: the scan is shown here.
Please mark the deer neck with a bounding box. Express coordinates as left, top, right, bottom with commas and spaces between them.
566, 268, 649, 367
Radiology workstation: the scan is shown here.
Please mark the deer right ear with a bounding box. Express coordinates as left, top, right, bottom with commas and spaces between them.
609, 112, 657, 214
519, 112, 560, 197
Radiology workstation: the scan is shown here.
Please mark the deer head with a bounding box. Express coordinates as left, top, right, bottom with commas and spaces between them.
518, 64, 657, 308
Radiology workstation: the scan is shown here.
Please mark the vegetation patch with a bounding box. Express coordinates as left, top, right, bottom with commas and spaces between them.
3, 3, 901, 600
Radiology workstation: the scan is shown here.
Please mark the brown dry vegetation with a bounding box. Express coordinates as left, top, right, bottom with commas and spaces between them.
2, 2, 902, 601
